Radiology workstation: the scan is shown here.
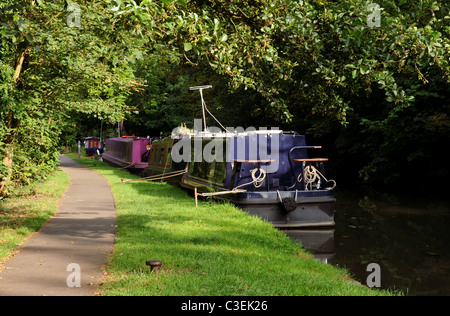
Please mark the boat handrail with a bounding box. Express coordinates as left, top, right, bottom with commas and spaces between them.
293, 158, 329, 162
231, 159, 276, 163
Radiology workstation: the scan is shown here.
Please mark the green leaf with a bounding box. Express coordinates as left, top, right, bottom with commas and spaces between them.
18, 18, 29, 32
177, 0, 187, 8
184, 42, 192, 51
430, 2, 439, 11
1, 29, 18, 38
25, 33, 34, 42
359, 66, 368, 75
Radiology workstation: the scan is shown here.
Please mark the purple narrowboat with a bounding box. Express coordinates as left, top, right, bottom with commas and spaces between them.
102, 136, 151, 170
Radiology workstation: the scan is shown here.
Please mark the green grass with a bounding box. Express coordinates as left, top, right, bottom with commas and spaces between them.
0, 167, 70, 266
66, 154, 396, 296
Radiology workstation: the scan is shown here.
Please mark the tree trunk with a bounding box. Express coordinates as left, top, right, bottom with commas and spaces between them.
13, 49, 27, 86
0, 146, 14, 196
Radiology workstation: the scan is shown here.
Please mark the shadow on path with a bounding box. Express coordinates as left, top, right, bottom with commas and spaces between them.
0, 156, 116, 296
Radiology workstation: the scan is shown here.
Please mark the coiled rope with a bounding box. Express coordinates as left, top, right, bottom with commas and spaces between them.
233, 168, 266, 190
298, 165, 336, 190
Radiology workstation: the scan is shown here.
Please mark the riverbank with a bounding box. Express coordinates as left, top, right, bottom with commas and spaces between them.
65, 154, 395, 296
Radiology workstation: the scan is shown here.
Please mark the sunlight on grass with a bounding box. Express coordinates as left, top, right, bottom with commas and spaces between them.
66, 154, 397, 296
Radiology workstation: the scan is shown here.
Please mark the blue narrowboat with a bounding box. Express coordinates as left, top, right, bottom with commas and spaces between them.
178, 130, 336, 228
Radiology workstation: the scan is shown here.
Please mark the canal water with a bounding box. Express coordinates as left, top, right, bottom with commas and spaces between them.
284, 190, 450, 296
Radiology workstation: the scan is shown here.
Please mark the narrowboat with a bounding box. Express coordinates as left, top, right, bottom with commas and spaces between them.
170, 85, 337, 228
142, 137, 188, 185
178, 130, 336, 228
121, 85, 337, 228
83, 137, 103, 156
102, 136, 151, 170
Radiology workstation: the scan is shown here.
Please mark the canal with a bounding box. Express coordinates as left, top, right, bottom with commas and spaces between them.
284, 190, 450, 296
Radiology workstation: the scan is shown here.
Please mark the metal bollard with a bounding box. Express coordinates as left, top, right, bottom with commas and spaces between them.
146, 260, 162, 273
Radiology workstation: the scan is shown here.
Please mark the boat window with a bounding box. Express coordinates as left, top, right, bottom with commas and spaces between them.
212, 161, 227, 185
158, 141, 173, 169
166, 146, 173, 167
189, 138, 227, 186
149, 142, 159, 166
158, 149, 165, 165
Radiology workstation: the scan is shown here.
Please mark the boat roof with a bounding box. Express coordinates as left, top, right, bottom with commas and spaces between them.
172, 130, 285, 139
106, 136, 150, 142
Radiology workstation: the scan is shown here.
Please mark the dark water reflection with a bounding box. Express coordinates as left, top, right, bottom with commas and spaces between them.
283, 190, 450, 296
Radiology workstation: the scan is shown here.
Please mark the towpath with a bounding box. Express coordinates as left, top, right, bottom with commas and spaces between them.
0, 155, 116, 296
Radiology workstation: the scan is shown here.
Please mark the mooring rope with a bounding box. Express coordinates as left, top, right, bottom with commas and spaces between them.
233, 168, 266, 190
119, 162, 137, 170
297, 165, 336, 190
121, 168, 188, 183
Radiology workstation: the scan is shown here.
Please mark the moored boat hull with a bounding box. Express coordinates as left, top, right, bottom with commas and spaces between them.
233, 191, 335, 228
181, 175, 335, 228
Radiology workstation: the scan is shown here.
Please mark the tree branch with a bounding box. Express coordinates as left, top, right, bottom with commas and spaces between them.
13, 49, 27, 86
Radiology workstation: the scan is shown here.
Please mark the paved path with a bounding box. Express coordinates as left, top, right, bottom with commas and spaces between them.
0, 156, 116, 296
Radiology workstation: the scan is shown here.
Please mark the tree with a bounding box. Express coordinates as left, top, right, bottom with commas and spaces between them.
2, 0, 449, 195
114, 0, 449, 189
0, 0, 147, 196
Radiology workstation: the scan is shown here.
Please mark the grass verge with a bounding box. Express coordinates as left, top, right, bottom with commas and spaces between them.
66, 154, 396, 296
0, 166, 70, 267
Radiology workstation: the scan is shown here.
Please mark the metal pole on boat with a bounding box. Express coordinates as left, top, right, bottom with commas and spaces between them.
100, 120, 103, 144
200, 89, 207, 132
189, 85, 212, 133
